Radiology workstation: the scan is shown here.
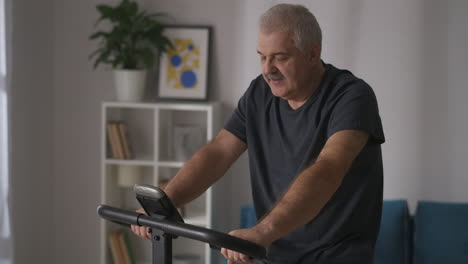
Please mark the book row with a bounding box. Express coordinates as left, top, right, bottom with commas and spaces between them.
108, 230, 136, 264
107, 121, 134, 160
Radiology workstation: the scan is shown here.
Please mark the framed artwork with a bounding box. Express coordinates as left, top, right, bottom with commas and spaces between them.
158, 26, 211, 100
172, 124, 203, 161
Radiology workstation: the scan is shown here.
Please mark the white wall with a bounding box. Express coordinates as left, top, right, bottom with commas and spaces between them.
446, 1, 468, 202
10, 0, 54, 263
51, 1, 110, 263
327, 0, 468, 209
9, 0, 468, 263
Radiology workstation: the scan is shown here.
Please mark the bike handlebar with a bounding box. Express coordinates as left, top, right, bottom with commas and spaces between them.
97, 204, 267, 260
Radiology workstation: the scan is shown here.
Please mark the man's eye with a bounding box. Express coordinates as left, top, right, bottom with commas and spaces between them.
276, 56, 288, 61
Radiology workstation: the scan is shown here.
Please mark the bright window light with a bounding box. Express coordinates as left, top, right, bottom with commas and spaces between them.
0, 0, 10, 239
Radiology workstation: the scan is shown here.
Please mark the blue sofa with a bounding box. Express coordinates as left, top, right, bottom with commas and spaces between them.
375, 200, 468, 264
237, 201, 468, 263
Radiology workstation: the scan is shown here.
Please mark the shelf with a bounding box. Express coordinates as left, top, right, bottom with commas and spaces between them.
101, 102, 222, 264
105, 159, 154, 167
103, 101, 158, 109
157, 161, 185, 168
103, 101, 219, 111
156, 102, 219, 111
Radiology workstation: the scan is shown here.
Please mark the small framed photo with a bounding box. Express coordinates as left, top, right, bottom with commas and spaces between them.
158, 26, 211, 100
172, 125, 204, 161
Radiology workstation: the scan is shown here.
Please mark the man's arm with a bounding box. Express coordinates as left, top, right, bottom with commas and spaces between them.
221, 130, 369, 264
131, 129, 246, 239
164, 129, 247, 208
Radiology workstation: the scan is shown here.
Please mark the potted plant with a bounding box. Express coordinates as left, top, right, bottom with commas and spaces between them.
89, 0, 173, 102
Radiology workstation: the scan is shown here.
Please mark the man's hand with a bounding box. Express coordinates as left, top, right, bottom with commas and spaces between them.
130, 208, 151, 240
220, 227, 272, 264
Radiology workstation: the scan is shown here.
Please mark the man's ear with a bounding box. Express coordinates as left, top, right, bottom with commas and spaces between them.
308, 44, 321, 62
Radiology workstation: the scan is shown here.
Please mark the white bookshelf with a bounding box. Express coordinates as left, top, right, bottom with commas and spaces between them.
99, 101, 223, 264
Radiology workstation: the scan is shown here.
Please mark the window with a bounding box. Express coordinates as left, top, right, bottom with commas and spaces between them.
0, 0, 12, 262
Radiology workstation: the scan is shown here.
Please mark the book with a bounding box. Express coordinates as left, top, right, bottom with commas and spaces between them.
118, 122, 134, 159
108, 232, 125, 264
106, 122, 120, 159
112, 122, 125, 159
117, 232, 130, 264
122, 232, 136, 264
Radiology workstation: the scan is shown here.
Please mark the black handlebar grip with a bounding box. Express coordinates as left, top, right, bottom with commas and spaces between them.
97, 204, 140, 226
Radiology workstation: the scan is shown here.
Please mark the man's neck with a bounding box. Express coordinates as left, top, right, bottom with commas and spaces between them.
288, 63, 326, 110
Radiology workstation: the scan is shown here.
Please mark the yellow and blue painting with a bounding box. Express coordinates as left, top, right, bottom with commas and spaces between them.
166, 39, 200, 89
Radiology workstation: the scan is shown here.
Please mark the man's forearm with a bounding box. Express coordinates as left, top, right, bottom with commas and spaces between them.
254, 158, 350, 244
163, 143, 229, 207
253, 130, 368, 244
163, 131, 246, 208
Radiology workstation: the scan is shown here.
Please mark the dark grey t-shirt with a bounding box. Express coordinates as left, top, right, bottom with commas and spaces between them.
225, 63, 385, 264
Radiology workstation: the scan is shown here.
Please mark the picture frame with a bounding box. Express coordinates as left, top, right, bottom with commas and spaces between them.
157, 26, 211, 100
172, 124, 204, 161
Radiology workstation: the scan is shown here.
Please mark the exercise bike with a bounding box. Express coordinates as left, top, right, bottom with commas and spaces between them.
97, 184, 266, 264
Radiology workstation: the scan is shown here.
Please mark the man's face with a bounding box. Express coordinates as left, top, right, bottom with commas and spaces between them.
257, 30, 312, 100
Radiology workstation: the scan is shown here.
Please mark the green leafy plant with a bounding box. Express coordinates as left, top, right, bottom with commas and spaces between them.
89, 0, 173, 69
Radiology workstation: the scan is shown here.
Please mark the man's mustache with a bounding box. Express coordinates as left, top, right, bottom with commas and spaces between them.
267, 72, 285, 80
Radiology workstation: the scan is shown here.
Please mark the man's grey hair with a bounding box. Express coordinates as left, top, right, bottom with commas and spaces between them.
259, 4, 322, 55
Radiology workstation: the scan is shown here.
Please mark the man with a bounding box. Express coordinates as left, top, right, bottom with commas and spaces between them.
132, 4, 384, 264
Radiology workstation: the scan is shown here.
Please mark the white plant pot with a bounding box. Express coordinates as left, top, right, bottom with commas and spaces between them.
113, 69, 147, 102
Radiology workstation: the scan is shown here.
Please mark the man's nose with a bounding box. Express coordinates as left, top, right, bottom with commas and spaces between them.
263, 59, 277, 74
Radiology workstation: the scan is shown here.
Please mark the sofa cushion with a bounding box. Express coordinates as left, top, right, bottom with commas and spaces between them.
414, 200, 468, 264
221, 205, 257, 264
374, 200, 412, 264
240, 204, 257, 229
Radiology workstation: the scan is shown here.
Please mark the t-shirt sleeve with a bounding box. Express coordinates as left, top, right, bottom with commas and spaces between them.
327, 83, 385, 144
224, 86, 250, 144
